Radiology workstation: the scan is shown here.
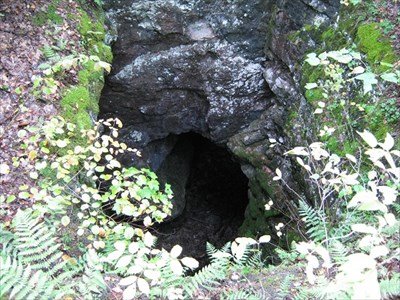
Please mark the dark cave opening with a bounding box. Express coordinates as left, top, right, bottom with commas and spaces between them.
154, 133, 249, 264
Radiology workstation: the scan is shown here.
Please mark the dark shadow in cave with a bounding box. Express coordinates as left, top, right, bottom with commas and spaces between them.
154, 133, 249, 265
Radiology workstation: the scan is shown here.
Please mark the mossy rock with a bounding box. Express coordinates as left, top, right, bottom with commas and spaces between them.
356, 22, 396, 72
78, 10, 113, 63
60, 86, 96, 138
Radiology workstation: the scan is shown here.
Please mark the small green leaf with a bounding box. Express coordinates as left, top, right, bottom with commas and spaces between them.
305, 53, 320, 66
6, 195, 16, 203
305, 83, 318, 89
61, 216, 70, 226
380, 73, 398, 84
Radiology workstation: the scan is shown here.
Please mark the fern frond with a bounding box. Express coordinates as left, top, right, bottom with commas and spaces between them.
277, 274, 294, 299
245, 251, 264, 269
329, 240, 348, 264
380, 274, 400, 299
184, 256, 230, 296
1, 209, 106, 299
41, 45, 57, 60
299, 200, 327, 242
392, 203, 400, 216
0, 255, 55, 299
222, 289, 259, 300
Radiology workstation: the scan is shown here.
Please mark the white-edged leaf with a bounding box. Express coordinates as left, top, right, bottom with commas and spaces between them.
380, 72, 398, 84
108, 250, 124, 261
127, 265, 143, 274
0, 163, 10, 175
170, 245, 183, 258
351, 223, 377, 234
259, 235, 271, 243
305, 83, 318, 89
143, 216, 152, 227
379, 133, 395, 151
144, 269, 161, 280
128, 242, 139, 254
170, 259, 183, 276
348, 190, 377, 208
273, 168, 282, 181
314, 108, 323, 114
377, 186, 397, 205
124, 227, 135, 240
235, 237, 257, 245
354, 72, 378, 94
114, 241, 127, 252
305, 53, 320, 66
370, 245, 389, 259
122, 283, 137, 300
61, 216, 70, 227
285, 147, 308, 156
357, 130, 378, 148
120, 276, 137, 286
345, 154, 357, 163
143, 232, 155, 247
351, 66, 365, 74
116, 255, 132, 269
181, 257, 199, 269
137, 278, 150, 295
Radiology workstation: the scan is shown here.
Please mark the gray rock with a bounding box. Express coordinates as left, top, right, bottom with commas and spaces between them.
100, 0, 340, 226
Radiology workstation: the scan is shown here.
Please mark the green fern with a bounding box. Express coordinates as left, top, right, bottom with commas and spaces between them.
183, 249, 231, 296
41, 44, 57, 60
380, 274, 400, 299
222, 289, 260, 300
329, 240, 348, 264
392, 202, 400, 216
277, 274, 294, 299
0, 251, 60, 299
299, 200, 327, 242
0, 209, 106, 299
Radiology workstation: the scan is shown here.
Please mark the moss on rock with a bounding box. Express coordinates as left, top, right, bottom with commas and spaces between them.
356, 23, 396, 72
60, 86, 94, 132
78, 10, 113, 63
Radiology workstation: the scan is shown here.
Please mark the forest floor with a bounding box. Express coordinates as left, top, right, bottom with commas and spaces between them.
0, 0, 84, 222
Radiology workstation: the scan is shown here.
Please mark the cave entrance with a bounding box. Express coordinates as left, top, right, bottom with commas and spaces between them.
155, 133, 249, 264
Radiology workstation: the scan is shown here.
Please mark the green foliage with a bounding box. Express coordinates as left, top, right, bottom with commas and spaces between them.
33, 2, 63, 26
380, 274, 400, 299
184, 247, 230, 296
222, 289, 259, 300
303, 48, 399, 155
281, 131, 400, 299
0, 209, 106, 299
277, 274, 294, 299
40, 44, 58, 60
60, 86, 95, 137
78, 10, 112, 63
356, 23, 396, 72
298, 200, 327, 243
370, 98, 400, 127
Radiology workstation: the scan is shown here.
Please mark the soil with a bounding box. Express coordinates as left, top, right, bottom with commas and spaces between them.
0, 0, 82, 222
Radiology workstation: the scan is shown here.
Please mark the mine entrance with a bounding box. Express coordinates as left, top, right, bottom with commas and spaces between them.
155, 133, 249, 264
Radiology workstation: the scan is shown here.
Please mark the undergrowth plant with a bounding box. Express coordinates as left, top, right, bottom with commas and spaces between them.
274, 131, 399, 299
0, 209, 105, 299
304, 48, 399, 154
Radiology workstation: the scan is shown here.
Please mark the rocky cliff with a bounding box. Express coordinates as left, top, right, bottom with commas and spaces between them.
99, 0, 340, 235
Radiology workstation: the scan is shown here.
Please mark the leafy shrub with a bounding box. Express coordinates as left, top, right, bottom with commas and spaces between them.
274, 131, 399, 299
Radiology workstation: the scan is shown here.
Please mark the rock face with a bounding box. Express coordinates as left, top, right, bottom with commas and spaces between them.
100, 0, 340, 235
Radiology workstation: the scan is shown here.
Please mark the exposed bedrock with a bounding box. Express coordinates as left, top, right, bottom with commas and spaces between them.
100, 0, 340, 234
